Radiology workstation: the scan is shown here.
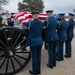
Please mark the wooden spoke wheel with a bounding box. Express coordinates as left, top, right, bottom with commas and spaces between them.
0, 27, 31, 75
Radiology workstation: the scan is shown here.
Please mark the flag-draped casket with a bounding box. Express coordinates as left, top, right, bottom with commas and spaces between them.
12, 12, 47, 23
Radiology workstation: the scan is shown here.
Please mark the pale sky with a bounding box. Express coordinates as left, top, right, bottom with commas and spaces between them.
3, 0, 75, 14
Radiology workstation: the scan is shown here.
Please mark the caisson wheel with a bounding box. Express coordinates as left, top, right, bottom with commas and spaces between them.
0, 27, 31, 75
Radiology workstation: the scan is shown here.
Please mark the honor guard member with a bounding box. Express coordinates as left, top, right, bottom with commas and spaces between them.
0, 16, 3, 27
57, 13, 69, 61
22, 12, 43, 75
7, 18, 14, 27
43, 10, 59, 69
65, 13, 75, 58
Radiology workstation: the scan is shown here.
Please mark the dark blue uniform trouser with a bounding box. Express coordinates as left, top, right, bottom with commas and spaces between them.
57, 41, 64, 60
30, 45, 42, 73
48, 40, 57, 67
65, 38, 72, 57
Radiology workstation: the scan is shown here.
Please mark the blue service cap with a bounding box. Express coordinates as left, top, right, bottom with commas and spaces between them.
31, 12, 39, 15
58, 13, 65, 16
46, 10, 53, 13
69, 13, 74, 16
0, 17, 3, 22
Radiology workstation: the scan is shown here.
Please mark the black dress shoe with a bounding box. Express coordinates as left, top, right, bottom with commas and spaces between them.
61, 59, 64, 61
56, 59, 61, 61
64, 55, 69, 58
37, 72, 41, 74
69, 56, 71, 58
29, 70, 37, 75
53, 64, 56, 67
47, 64, 53, 69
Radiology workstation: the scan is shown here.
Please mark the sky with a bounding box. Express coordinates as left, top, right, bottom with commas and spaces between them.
2, 0, 75, 15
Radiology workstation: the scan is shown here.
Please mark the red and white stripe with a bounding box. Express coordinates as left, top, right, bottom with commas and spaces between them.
12, 12, 47, 23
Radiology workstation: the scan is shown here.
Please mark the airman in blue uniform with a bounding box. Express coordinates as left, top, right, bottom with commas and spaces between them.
43, 10, 59, 69
7, 18, 14, 27
0, 16, 3, 27
65, 13, 75, 58
22, 12, 43, 75
57, 13, 69, 61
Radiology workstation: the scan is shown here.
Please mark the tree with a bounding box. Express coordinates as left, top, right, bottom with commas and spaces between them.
18, 0, 44, 12
0, 0, 8, 11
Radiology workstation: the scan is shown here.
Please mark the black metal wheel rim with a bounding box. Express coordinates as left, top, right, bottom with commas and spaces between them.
0, 27, 31, 75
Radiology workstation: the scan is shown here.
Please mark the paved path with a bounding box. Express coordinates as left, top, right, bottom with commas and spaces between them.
16, 36, 75, 75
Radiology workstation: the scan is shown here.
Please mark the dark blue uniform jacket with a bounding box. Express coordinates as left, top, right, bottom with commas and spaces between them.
57, 19, 69, 41
67, 19, 75, 38
23, 19, 43, 46
43, 16, 59, 41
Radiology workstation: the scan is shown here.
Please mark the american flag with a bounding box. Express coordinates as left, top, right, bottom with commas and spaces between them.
12, 12, 47, 23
